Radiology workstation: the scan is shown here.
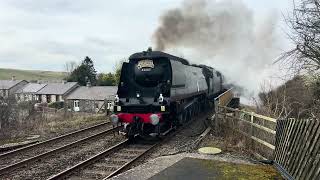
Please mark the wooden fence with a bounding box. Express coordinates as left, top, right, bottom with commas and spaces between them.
216, 105, 277, 159
216, 105, 320, 179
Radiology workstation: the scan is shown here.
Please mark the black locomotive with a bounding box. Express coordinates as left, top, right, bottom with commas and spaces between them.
111, 48, 223, 139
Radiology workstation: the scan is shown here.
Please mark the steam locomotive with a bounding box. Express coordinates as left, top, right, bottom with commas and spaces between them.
111, 48, 223, 139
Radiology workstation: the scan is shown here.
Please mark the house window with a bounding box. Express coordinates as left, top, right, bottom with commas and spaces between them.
3, 90, 7, 97
46, 95, 51, 103
74, 100, 80, 112
74, 100, 79, 108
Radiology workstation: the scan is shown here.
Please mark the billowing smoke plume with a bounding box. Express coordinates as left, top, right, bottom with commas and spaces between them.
153, 0, 282, 102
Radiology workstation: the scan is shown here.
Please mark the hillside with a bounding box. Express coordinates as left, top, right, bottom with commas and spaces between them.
0, 68, 66, 81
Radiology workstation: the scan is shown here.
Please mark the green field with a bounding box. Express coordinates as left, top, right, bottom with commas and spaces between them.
0, 68, 66, 81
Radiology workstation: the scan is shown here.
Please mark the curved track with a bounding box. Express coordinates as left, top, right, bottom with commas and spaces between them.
0, 121, 120, 178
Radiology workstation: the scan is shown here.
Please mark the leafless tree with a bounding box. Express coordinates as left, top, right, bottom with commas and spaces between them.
113, 58, 128, 85
64, 61, 78, 75
258, 76, 314, 119
278, 0, 320, 73
0, 96, 18, 130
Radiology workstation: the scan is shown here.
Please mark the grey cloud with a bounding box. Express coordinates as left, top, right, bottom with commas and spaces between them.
4, 0, 93, 14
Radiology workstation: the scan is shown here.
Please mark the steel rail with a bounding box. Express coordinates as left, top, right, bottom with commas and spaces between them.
0, 121, 110, 159
47, 139, 130, 180
0, 125, 120, 176
48, 125, 186, 180
47, 139, 159, 180
104, 142, 159, 179
48, 110, 208, 180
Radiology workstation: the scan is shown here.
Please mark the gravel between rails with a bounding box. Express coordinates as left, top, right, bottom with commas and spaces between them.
0, 122, 112, 169
1, 133, 125, 180
111, 111, 257, 180
65, 141, 156, 180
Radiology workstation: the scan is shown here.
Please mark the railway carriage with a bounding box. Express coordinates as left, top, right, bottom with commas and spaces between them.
111, 48, 223, 139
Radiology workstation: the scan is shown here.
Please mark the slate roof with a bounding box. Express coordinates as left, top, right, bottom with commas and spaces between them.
36, 82, 78, 95
66, 86, 117, 101
0, 80, 27, 89
16, 83, 47, 94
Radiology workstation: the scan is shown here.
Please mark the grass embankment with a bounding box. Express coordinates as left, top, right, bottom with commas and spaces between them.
46, 114, 108, 135
0, 114, 109, 146
0, 68, 66, 81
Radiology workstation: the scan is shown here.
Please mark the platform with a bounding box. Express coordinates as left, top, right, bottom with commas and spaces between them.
149, 157, 282, 180
111, 153, 283, 180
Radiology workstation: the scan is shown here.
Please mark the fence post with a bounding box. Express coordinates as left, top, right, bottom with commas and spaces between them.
250, 112, 254, 150
214, 101, 220, 135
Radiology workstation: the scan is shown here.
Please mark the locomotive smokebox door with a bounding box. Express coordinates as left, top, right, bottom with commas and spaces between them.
137, 59, 154, 72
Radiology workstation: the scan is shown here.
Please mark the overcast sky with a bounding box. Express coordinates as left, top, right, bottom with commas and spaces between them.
0, 0, 293, 73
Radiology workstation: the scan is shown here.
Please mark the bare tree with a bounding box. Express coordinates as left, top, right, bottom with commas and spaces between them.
278, 0, 320, 73
0, 96, 18, 130
113, 58, 128, 85
258, 76, 314, 119
64, 61, 77, 76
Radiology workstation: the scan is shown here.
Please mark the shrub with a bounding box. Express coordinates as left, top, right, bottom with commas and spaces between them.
48, 101, 64, 109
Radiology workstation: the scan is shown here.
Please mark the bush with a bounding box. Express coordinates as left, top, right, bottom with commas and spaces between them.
48, 101, 64, 109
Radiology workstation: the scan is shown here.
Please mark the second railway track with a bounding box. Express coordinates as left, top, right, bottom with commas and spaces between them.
0, 121, 123, 179
0, 112, 209, 179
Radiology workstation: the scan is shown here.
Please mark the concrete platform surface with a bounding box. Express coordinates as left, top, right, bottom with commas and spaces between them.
111, 153, 283, 180
150, 157, 282, 180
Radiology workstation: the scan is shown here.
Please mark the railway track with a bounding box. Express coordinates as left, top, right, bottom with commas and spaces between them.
48, 120, 200, 180
0, 111, 209, 179
0, 121, 121, 179
48, 139, 159, 180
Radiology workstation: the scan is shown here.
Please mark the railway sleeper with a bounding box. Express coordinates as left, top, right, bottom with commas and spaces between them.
105, 157, 129, 164
93, 163, 121, 169
81, 169, 112, 178
91, 164, 119, 172
114, 153, 140, 159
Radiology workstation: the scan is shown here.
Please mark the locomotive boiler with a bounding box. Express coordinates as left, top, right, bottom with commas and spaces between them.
111, 48, 223, 139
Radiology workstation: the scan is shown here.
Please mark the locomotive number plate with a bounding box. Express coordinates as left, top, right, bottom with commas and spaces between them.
137, 60, 154, 69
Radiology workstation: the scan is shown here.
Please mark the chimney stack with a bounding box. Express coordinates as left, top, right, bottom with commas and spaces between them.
11, 76, 16, 81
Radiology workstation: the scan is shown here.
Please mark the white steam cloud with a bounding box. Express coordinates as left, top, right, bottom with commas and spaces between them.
153, 0, 282, 101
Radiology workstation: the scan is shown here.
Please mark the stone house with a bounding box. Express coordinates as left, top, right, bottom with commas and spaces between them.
66, 86, 117, 113
35, 82, 78, 103
15, 83, 47, 102
0, 80, 28, 98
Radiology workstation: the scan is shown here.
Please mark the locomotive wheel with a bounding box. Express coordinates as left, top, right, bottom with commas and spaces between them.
140, 134, 161, 141
196, 103, 200, 115
195, 103, 198, 115
187, 109, 191, 121
177, 114, 183, 125
182, 111, 187, 123
192, 105, 196, 117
